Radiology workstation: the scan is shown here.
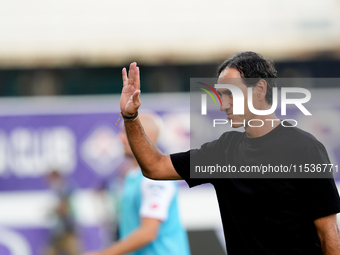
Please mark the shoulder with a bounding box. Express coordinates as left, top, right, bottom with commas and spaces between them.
139, 178, 177, 221
218, 130, 244, 141
283, 125, 324, 150
200, 131, 244, 151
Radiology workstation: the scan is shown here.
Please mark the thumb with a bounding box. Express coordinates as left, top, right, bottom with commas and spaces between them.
132, 90, 141, 105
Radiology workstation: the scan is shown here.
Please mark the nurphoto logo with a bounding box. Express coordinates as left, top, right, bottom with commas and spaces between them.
198, 82, 312, 128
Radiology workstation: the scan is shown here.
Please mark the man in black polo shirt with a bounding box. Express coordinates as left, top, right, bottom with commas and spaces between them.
118, 52, 340, 254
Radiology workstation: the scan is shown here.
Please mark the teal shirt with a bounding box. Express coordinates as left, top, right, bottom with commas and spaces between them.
119, 169, 190, 255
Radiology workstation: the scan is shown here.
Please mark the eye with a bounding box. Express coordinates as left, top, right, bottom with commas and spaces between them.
225, 91, 232, 98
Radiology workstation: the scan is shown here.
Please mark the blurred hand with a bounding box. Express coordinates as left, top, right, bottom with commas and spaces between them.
83, 252, 101, 255
120, 62, 141, 117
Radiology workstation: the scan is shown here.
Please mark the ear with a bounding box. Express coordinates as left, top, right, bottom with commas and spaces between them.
255, 79, 267, 102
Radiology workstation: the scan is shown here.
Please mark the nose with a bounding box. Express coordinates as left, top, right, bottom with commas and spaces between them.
220, 96, 232, 112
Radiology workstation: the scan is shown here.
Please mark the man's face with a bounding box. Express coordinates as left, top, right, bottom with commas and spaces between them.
119, 127, 134, 157
217, 68, 255, 128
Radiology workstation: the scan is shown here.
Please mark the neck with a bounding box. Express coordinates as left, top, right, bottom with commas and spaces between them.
244, 113, 280, 138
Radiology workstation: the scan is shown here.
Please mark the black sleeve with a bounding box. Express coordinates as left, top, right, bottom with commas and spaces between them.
170, 132, 232, 188
305, 178, 340, 220
170, 151, 209, 188
300, 143, 340, 220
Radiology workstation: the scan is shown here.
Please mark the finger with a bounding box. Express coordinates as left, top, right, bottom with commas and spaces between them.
132, 90, 141, 106
135, 66, 140, 90
128, 63, 133, 86
122, 68, 128, 87
128, 62, 135, 87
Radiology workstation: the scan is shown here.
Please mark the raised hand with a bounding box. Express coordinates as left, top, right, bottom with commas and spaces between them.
120, 62, 141, 117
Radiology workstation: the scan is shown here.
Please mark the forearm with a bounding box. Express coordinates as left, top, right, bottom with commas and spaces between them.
315, 214, 340, 255
102, 227, 155, 255
319, 228, 340, 255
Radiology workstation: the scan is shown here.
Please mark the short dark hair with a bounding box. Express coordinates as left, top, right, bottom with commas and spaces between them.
217, 51, 277, 105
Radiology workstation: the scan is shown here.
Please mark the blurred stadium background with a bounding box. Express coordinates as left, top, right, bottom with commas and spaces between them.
0, 0, 340, 254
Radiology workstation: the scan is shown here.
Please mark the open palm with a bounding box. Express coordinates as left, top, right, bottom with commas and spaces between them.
120, 62, 141, 116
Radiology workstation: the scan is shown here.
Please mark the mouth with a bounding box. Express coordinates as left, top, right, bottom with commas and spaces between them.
226, 113, 233, 119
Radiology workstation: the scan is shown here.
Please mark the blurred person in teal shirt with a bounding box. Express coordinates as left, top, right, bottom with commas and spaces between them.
84, 113, 190, 255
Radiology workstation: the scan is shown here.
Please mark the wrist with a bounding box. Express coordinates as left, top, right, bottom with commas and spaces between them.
121, 111, 139, 122
122, 111, 137, 118
116, 111, 139, 126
